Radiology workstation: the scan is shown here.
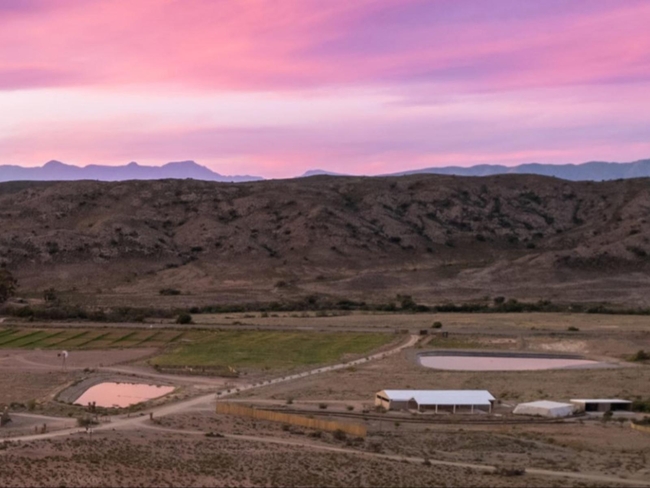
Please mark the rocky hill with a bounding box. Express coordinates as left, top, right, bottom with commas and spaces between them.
1, 175, 649, 307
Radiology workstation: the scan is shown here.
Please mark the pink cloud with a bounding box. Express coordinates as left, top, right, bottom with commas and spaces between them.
1, 0, 649, 92
1, 1, 650, 174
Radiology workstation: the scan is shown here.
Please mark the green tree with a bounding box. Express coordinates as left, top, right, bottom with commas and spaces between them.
176, 313, 193, 325
0, 266, 17, 304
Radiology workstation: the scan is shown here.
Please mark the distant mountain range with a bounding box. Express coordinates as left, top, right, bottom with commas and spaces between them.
385, 159, 650, 181
0, 160, 262, 183
302, 159, 650, 181
1, 158, 650, 183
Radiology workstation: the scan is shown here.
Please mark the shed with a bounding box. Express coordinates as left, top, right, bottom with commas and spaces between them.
570, 399, 632, 413
513, 401, 575, 418
375, 390, 495, 413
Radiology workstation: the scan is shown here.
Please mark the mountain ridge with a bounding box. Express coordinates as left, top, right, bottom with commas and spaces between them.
2, 158, 650, 182
0, 160, 262, 183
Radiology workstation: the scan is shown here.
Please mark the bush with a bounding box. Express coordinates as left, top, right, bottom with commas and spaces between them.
332, 429, 347, 441
159, 288, 181, 296
318, 403, 328, 410
0, 266, 17, 304
346, 405, 354, 411
76, 415, 98, 428
632, 399, 650, 413
204, 432, 224, 438
632, 350, 650, 362
432, 321, 443, 329
43, 287, 58, 303
567, 326, 580, 332
176, 313, 193, 324
494, 466, 526, 477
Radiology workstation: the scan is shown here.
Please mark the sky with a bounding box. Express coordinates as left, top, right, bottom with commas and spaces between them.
1, 0, 650, 178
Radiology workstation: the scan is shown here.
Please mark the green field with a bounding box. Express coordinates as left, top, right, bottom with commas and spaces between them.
0, 327, 184, 350
148, 331, 393, 370
0, 327, 394, 370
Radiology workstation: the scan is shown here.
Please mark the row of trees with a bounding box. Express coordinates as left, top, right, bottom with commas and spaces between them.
0, 265, 16, 304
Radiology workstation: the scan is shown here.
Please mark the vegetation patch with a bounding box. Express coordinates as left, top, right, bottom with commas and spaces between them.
149, 331, 393, 370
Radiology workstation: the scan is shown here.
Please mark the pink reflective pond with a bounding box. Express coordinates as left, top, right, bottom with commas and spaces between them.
419, 355, 602, 371
74, 382, 174, 408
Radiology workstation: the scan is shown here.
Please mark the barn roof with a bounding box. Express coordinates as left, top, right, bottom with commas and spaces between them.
380, 390, 495, 405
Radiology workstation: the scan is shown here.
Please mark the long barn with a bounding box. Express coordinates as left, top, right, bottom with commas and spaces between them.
375, 390, 495, 413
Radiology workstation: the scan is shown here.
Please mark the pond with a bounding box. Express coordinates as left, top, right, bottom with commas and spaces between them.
74, 382, 174, 408
418, 352, 604, 371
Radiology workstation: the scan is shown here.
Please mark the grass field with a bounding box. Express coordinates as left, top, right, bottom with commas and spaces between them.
0, 327, 394, 370
0, 327, 184, 350
148, 331, 393, 370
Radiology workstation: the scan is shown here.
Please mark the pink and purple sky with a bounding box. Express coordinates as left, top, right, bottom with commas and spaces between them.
1, 0, 649, 178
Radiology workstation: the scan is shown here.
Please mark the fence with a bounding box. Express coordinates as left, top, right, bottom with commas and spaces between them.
216, 402, 367, 438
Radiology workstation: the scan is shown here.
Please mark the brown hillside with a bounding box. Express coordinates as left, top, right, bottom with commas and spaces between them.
1, 175, 649, 307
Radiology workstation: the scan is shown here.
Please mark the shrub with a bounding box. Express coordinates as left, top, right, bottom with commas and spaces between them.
632, 399, 650, 413
176, 313, 193, 324
632, 350, 650, 362
494, 466, 526, 477
333, 429, 347, 441
43, 287, 58, 303
76, 415, 98, 428
346, 405, 354, 411
159, 288, 181, 296
318, 403, 328, 410
0, 266, 17, 304
567, 326, 580, 332
204, 432, 224, 438
432, 321, 443, 329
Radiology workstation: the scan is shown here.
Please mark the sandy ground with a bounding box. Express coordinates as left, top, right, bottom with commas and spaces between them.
2, 427, 627, 488
0, 348, 157, 371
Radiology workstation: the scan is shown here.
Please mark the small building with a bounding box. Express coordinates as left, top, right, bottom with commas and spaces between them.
375, 390, 495, 413
513, 400, 575, 418
570, 399, 632, 413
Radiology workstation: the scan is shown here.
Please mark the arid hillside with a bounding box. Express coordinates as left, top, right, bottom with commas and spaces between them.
1, 175, 649, 307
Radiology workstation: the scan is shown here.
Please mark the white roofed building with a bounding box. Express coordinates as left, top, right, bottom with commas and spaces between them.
375, 390, 495, 413
513, 401, 575, 418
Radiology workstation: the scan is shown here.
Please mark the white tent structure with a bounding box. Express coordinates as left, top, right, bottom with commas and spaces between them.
513, 400, 575, 418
